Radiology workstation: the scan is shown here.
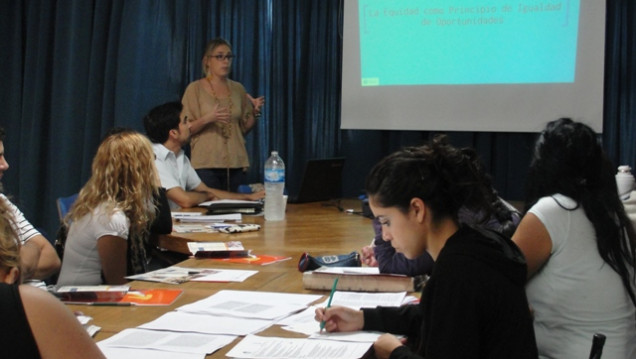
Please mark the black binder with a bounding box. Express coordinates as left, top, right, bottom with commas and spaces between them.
204, 201, 263, 214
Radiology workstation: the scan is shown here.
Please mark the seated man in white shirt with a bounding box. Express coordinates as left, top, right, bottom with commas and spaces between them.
0, 127, 61, 280
143, 101, 264, 210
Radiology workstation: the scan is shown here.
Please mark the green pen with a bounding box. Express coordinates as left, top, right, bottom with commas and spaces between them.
320, 277, 339, 331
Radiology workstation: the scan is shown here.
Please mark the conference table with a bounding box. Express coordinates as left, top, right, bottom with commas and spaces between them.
67, 199, 376, 358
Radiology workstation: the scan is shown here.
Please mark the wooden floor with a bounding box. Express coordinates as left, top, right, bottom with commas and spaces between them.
68, 199, 376, 358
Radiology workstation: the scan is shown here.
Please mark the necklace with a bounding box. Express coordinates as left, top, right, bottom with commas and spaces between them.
207, 77, 233, 139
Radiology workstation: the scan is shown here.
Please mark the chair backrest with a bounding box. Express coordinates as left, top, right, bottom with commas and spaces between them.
56, 193, 78, 222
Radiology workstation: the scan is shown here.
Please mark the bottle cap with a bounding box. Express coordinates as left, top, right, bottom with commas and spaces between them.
618, 165, 632, 173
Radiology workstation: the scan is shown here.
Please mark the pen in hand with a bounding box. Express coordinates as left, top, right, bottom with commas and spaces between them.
320, 277, 339, 332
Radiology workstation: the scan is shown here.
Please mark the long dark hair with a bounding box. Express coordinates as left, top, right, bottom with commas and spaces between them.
525, 118, 636, 306
365, 135, 503, 227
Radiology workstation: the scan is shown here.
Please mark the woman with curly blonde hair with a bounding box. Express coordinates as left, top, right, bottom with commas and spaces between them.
57, 130, 160, 285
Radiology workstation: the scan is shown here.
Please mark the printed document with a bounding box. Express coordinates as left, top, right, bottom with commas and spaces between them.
97, 346, 203, 359
98, 328, 236, 355
226, 334, 371, 359
177, 290, 321, 320
277, 306, 391, 342
138, 311, 272, 336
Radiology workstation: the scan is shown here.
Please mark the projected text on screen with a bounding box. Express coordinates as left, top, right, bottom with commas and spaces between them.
359, 0, 580, 86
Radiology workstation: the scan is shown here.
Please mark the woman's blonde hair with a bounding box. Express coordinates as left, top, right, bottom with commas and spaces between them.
0, 198, 20, 274
67, 131, 158, 238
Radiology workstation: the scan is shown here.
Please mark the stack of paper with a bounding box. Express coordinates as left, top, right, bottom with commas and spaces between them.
98, 290, 322, 358
96, 290, 408, 358
98, 329, 235, 358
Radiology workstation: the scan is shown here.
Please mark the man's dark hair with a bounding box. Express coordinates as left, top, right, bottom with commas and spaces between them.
0, 127, 5, 141
143, 102, 183, 144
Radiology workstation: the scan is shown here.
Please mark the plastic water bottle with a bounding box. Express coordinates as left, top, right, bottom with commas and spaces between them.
264, 151, 285, 221
616, 165, 635, 201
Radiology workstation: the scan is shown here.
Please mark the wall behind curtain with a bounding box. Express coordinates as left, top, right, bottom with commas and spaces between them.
0, 0, 635, 238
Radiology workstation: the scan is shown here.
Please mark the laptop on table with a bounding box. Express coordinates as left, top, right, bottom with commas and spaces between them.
289, 157, 346, 203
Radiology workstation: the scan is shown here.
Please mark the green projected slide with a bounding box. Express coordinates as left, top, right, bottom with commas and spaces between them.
359, 0, 580, 86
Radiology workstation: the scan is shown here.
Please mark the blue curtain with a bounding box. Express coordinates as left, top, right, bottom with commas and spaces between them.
604, 0, 636, 166
0, 0, 635, 238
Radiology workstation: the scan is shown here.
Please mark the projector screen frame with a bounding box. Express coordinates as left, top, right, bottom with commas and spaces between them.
340, 0, 606, 133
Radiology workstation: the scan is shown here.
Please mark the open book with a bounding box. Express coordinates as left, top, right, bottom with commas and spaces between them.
126, 266, 258, 284
187, 241, 251, 258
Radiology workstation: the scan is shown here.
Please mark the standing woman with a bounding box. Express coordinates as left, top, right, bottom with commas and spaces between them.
57, 131, 161, 285
512, 118, 636, 358
182, 38, 264, 192
316, 136, 537, 359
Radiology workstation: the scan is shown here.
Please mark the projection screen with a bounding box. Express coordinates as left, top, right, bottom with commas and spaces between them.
340, 0, 606, 132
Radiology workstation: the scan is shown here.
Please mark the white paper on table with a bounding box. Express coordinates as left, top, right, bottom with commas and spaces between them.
98, 328, 237, 355
277, 306, 318, 326
97, 346, 204, 359
86, 324, 101, 337
187, 241, 245, 253
138, 311, 273, 336
177, 290, 321, 320
321, 291, 406, 309
194, 289, 321, 306
277, 306, 321, 335
277, 307, 394, 342
308, 331, 385, 342
226, 334, 372, 359
76, 314, 92, 325
189, 268, 258, 282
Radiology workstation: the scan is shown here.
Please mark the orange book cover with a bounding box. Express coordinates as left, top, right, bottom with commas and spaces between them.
121, 289, 183, 306
59, 288, 183, 306
211, 254, 292, 266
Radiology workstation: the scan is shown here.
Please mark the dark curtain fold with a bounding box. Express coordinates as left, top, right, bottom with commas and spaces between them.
604, 0, 636, 167
0, 0, 634, 238
266, 0, 345, 197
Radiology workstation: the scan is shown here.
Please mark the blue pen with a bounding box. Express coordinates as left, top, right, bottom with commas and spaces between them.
320, 277, 339, 331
